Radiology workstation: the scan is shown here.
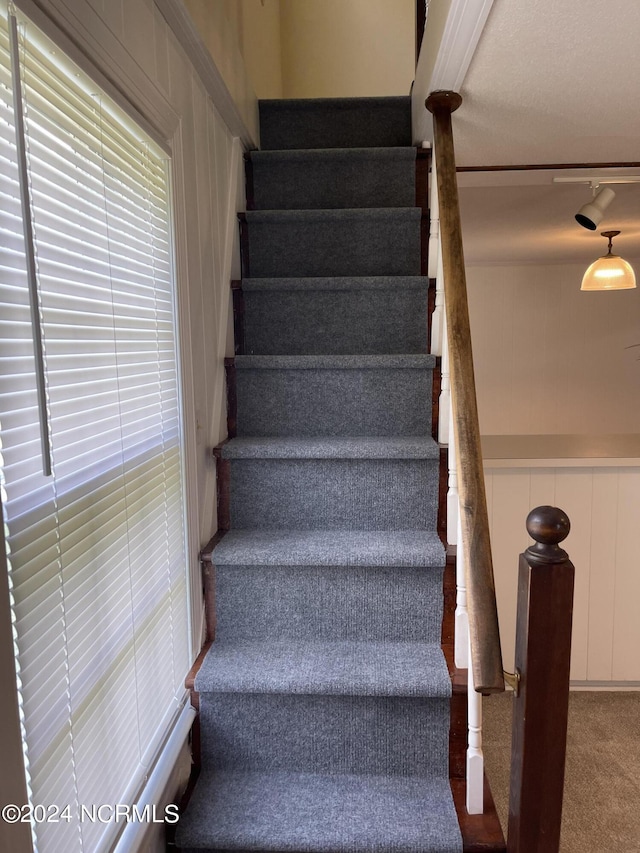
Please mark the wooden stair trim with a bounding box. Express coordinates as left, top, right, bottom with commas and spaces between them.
437, 444, 447, 541
416, 147, 430, 277
452, 774, 507, 852
185, 642, 212, 697
225, 358, 237, 438
231, 280, 245, 355
238, 211, 250, 277
244, 151, 255, 211
200, 530, 227, 643
431, 357, 441, 440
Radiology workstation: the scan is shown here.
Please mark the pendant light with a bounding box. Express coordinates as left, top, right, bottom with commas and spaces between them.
581, 230, 637, 291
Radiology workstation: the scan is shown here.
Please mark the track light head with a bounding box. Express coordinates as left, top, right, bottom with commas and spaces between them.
575, 186, 616, 230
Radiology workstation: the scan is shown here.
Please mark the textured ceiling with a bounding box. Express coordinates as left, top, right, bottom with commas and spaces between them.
459, 168, 640, 265
454, 0, 640, 168
452, 0, 640, 265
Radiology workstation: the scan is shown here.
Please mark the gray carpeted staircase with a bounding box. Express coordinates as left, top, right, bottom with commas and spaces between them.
176, 96, 463, 853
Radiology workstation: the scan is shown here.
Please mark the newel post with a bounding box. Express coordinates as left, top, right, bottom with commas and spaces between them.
507, 506, 575, 853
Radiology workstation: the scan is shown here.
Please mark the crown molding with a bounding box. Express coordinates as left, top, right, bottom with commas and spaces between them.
430, 0, 495, 92
412, 0, 494, 143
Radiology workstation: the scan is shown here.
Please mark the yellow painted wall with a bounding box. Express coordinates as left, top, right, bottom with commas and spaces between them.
240, 0, 283, 99
185, 0, 415, 105
183, 0, 257, 134
279, 0, 415, 98
183, 0, 283, 108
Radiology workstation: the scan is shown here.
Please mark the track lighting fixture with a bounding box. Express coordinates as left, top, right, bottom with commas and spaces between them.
581, 230, 636, 291
553, 175, 640, 230
575, 186, 616, 231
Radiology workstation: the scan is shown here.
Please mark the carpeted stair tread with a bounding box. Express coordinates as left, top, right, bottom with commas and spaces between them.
245, 208, 418, 224
259, 96, 412, 150
241, 278, 429, 355
220, 436, 440, 460
250, 147, 416, 210
243, 208, 421, 278
194, 640, 451, 697
252, 147, 416, 164
234, 354, 436, 369
212, 529, 445, 567
214, 564, 446, 643
233, 356, 435, 436
227, 457, 439, 531
199, 694, 452, 779
241, 275, 428, 291
176, 770, 462, 852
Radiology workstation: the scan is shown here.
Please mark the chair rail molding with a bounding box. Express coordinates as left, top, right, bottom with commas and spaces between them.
153, 0, 258, 148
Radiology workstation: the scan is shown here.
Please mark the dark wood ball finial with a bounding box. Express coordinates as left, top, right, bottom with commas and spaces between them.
525, 505, 571, 565
425, 90, 463, 115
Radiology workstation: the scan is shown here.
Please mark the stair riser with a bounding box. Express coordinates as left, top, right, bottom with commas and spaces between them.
244, 211, 421, 278
258, 97, 412, 150
235, 368, 433, 437
251, 153, 415, 210
215, 564, 444, 642
228, 457, 439, 530
243, 287, 428, 355
200, 693, 450, 777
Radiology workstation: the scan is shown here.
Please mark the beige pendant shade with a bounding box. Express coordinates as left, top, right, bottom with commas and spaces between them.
581, 230, 637, 291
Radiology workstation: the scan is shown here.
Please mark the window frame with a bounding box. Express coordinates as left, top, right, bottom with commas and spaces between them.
9, 0, 204, 660
0, 2, 202, 848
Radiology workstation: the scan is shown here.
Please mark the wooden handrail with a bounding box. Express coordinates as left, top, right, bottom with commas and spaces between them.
426, 90, 504, 694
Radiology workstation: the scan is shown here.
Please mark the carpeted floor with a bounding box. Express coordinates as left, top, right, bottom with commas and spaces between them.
483, 691, 640, 852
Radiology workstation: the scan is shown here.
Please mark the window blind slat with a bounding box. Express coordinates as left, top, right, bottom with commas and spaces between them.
0, 9, 189, 851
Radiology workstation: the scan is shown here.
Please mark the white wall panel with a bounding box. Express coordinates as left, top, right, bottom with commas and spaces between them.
100, 0, 123, 39
122, 0, 156, 80
485, 463, 640, 684
485, 470, 532, 671
587, 471, 618, 680
554, 469, 594, 680
152, 2, 171, 96
612, 472, 640, 680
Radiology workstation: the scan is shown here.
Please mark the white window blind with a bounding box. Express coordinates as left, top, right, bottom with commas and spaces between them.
0, 6, 191, 852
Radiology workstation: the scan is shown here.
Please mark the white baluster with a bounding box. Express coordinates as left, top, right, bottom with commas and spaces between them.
438, 315, 450, 445
447, 400, 458, 545
466, 635, 485, 814
454, 508, 469, 669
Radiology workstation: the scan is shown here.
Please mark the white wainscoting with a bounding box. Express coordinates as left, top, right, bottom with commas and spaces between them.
484, 440, 640, 685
